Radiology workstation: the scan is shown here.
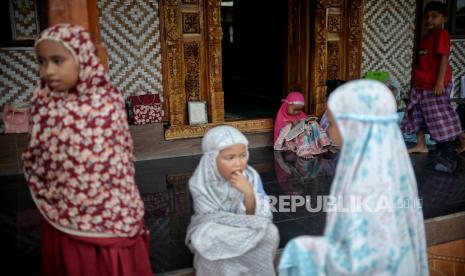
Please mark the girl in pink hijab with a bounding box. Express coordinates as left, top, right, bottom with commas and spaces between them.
274, 92, 330, 159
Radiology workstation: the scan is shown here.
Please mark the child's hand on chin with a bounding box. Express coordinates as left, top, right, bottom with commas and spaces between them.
230, 171, 253, 195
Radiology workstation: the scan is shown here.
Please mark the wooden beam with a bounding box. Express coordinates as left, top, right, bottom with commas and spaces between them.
46, 0, 108, 69
165, 118, 274, 140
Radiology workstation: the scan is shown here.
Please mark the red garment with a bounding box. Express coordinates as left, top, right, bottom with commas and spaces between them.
412, 29, 452, 90
23, 24, 145, 238
40, 220, 153, 276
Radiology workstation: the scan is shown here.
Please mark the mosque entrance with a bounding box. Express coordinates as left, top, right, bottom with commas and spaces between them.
221, 0, 287, 120
160, 0, 362, 139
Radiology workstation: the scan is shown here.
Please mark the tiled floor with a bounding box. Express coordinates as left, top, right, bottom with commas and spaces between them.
1, 147, 464, 274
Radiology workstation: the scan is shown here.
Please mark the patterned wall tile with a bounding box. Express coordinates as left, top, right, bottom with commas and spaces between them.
0, 48, 38, 108
451, 41, 465, 97
11, 0, 40, 40
361, 0, 416, 99
97, 0, 164, 101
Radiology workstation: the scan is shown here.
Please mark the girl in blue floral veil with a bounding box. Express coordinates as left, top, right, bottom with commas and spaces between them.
278, 80, 428, 276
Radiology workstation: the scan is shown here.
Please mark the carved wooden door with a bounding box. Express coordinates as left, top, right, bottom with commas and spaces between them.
285, 0, 362, 116
159, 0, 362, 139
160, 0, 224, 127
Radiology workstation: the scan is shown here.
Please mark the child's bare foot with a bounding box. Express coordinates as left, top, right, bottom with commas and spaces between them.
408, 145, 429, 154
300, 154, 313, 160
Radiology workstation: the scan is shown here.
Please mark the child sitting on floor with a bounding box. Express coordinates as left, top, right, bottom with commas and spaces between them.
274, 91, 331, 159
186, 125, 279, 275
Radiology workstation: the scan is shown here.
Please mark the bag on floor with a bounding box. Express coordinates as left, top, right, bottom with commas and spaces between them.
127, 94, 163, 125
2, 102, 30, 133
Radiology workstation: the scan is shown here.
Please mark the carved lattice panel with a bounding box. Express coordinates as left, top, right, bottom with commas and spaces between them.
182, 13, 200, 33
184, 42, 201, 100
311, 0, 363, 116
327, 41, 340, 80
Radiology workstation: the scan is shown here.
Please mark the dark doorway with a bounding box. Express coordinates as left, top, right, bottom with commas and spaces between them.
221, 0, 287, 120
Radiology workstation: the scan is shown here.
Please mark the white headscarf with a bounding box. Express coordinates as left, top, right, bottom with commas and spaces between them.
186, 126, 274, 263
189, 125, 269, 216
279, 80, 428, 275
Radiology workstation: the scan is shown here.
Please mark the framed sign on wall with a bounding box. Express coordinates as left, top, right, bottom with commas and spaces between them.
188, 101, 208, 125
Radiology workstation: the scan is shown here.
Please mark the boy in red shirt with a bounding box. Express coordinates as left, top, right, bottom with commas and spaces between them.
401, 1, 461, 171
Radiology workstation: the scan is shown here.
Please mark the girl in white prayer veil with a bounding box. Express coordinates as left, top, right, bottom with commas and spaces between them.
186, 125, 279, 276
279, 80, 428, 276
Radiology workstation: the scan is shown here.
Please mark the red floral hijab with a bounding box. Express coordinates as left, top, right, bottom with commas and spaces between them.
23, 24, 145, 238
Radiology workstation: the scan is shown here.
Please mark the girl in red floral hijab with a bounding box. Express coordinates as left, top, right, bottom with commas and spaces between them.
23, 24, 152, 276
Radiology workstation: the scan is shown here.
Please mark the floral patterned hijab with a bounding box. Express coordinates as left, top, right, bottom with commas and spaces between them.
23, 24, 145, 238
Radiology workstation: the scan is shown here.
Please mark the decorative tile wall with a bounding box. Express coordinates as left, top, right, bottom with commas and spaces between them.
0, 48, 38, 108
361, 0, 416, 98
1, 0, 39, 108
96, 0, 164, 100
361, 0, 465, 98
451, 41, 465, 97
11, 0, 40, 40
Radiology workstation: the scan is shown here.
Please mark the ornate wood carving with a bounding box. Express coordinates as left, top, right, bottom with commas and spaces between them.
161, 0, 223, 137
327, 41, 340, 80
161, 0, 206, 126
161, 3, 186, 125
328, 14, 342, 33
184, 42, 201, 100
311, 0, 362, 116
312, 2, 329, 116
158, 0, 363, 139
206, 0, 224, 123
182, 12, 200, 33
165, 118, 274, 140
347, 0, 363, 80
314, 4, 327, 86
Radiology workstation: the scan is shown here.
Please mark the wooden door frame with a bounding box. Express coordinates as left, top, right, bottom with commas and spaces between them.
311, 0, 363, 116
160, 0, 363, 140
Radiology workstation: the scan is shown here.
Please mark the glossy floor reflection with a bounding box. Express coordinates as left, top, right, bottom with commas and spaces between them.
0, 147, 464, 273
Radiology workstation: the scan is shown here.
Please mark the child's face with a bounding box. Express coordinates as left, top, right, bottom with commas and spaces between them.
287, 104, 304, 115
327, 110, 343, 147
424, 11, 447, 31
36, 40, 79, 92
216, 143, 248, 181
